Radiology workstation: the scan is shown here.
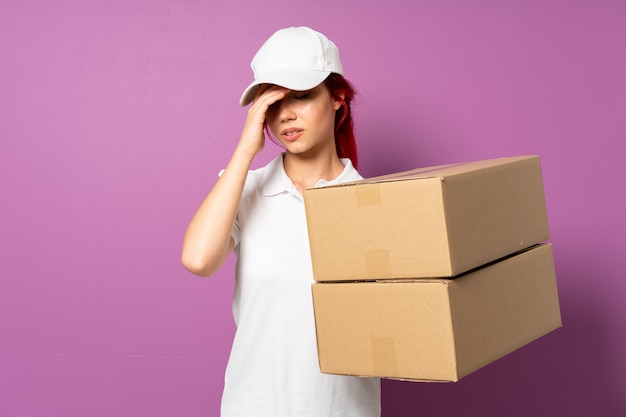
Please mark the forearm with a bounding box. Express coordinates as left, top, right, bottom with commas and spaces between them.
181, 145, 256, 277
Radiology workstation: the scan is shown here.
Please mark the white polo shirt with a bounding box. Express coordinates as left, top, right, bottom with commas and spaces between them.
221, 154, 381, 417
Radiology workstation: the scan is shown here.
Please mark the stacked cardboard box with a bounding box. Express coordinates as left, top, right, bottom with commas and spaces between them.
304, 156, 562, 382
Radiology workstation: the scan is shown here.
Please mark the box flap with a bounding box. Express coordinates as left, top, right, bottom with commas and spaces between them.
305, 156, 540, 191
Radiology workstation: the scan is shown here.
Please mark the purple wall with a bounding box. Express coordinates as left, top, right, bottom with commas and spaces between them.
1, 0, 624, 416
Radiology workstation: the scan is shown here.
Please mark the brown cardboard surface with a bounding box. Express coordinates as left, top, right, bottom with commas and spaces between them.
304, 156, 550, 281
311, 244, 562, 382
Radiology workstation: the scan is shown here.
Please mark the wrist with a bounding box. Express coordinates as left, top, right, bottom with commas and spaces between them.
231, 144, 258, 167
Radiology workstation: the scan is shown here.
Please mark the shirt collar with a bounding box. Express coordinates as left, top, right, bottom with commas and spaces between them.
262, 154, 293, 197
262, 153, 362, 197
314, 157, 361, 188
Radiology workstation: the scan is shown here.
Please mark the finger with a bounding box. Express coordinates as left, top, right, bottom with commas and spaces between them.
253, 85, 289, 104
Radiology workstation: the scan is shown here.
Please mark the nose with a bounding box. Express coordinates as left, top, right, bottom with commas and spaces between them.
278, 100, 297, 123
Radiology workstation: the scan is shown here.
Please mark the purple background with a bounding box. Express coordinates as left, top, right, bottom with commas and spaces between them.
1, 0, 625, 416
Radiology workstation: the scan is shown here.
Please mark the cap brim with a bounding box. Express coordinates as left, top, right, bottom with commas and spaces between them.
239, 70, 331, 106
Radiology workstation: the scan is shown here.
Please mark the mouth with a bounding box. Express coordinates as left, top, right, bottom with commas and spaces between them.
281, 128, 304, 141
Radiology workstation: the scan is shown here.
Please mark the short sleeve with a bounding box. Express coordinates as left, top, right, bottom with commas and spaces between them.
231, 213, 241, 250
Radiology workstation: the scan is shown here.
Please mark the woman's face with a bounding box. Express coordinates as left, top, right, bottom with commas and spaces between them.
265, 83, 342, 157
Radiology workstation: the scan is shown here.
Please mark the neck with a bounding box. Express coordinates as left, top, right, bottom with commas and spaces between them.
283, 150, 345, 192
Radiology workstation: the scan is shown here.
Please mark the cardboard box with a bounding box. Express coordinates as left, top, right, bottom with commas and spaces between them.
304, 156, 550, 281
312, 244, 562, 382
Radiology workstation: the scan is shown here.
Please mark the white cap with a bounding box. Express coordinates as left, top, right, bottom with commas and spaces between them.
239, 26, 344, 106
